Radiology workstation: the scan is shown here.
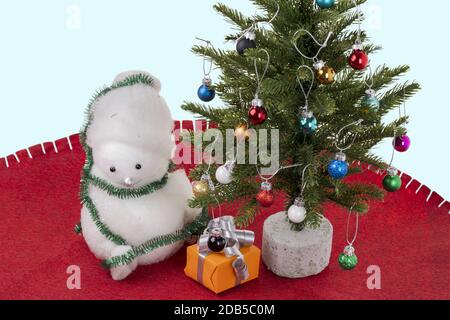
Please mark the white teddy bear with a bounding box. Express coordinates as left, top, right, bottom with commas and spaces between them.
79, 71, 201, 280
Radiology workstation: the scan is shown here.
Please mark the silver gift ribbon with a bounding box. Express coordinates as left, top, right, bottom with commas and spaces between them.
197, 216, 255, 286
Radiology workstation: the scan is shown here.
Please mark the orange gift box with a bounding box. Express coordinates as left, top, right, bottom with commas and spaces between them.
184, 244, 261, 294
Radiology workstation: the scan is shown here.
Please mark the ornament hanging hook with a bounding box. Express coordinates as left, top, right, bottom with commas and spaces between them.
400, 87, 408, 121
236, 2, 280, 43
200, 116, 223, 219
334, 119, 364, 152
208, 194, 223, 220
346, 203, 359, 246
292, 29, 333, 61
297, 65, 315, 110
363, 64, 374, 89
256, 2, 280, 27
300, 163, 313, 197
238, 89, 244, 106
254, 49, 271, 99
255, 163, 303, 184
388, 127, 397, 168
352, 0, 364, 45
195, 37, 213, 77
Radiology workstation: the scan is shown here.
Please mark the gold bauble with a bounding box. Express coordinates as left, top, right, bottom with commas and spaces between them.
315, 65, 335, 85
192, 180, 209, 196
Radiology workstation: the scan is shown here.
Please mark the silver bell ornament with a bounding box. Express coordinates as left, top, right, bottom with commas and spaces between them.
215, 161, 235, 185
288, 197, 307, 224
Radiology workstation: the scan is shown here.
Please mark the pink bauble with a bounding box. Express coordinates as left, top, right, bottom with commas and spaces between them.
394, 135, 411, 152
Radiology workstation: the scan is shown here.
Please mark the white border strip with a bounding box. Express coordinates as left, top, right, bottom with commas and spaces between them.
67, 136, 73, 151
40, 143, 46, 155
405, 177, 414, 189
426, 191, 433, 203
52, 141, 59, 154
415, 184, 424, 195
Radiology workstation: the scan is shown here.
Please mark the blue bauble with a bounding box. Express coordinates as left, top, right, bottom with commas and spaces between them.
316, 0, 335, 9
300, 115, 318, 134
197, 84, 215, 102
328, 160, 349, 180
361, 95, 380, 109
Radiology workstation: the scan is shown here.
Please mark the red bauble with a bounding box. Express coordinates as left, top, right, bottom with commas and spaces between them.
348, 49, 368, 70
248, 105, 268, 125
256, 190, 274, 207
256, 182, 274, 207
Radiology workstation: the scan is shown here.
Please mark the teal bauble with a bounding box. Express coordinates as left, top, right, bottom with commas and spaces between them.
316, 0, 335, 9
299, 110, 318, 134
361, 89, 380, 110
362, 95, 380, 109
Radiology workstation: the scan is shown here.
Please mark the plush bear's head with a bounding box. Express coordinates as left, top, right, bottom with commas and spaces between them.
91, 141, 169, 188
85, 71, 175, 187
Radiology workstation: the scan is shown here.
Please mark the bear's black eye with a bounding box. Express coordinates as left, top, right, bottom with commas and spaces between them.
135, 164, 142, 170
110, 166, 116, 173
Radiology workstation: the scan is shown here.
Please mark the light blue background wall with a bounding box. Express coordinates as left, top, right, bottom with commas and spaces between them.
0, 0, 448, 200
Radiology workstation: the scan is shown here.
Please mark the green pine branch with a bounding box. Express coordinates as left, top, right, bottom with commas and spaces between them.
214, 3, 254, 30
234, 199, 260, 228
182, 0, 420, 230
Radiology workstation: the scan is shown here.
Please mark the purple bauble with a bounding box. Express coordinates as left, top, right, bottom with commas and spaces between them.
394, 135, 411, 152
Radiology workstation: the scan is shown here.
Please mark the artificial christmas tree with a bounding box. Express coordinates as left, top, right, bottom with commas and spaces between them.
182, 0, 420, 277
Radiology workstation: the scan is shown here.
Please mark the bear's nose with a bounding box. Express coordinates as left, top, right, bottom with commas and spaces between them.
124, 177, 135, 187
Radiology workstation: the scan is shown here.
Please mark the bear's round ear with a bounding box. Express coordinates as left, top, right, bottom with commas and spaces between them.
112, 70, 162, 92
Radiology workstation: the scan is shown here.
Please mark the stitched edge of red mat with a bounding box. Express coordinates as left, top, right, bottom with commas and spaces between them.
1, 120, 449, 211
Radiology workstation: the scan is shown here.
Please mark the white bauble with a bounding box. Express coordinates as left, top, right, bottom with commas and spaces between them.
288, 203, 307, 224
215, 164, 233, 185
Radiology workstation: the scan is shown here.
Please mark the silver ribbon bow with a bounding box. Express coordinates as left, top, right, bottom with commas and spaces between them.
197, 216, 255, 285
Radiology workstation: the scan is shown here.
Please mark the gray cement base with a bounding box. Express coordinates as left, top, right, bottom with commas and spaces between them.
262, 212, 333, 278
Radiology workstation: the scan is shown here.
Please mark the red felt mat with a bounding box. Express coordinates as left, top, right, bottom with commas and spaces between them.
0, 121, 449, 300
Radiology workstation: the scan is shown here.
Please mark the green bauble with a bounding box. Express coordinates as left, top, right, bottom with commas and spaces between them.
383, 174, 402, 192
338, 253, 358, 270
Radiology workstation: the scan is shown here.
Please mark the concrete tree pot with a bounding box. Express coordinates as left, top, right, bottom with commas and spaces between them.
262, 212, 333, 278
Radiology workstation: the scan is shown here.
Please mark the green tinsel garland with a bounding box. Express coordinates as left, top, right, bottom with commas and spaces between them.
101, 208, 209, 269
87, 169, 169, 199
74, 223, 82, 234
79, 73, 155, 146
78, 73, 208, 269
